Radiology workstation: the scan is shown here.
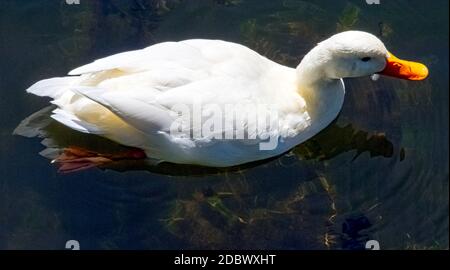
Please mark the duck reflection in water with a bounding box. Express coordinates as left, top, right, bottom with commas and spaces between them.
14, 105, 395, 176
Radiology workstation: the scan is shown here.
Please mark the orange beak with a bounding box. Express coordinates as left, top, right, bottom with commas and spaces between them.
379, 51, 429, 81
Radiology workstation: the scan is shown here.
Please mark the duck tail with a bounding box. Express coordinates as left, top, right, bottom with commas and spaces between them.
26, 77, 80, 99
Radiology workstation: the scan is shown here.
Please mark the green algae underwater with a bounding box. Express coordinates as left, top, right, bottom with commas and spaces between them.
0, 0, 448, 249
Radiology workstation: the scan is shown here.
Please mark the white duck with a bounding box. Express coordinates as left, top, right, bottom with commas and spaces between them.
26, 31, 428, 170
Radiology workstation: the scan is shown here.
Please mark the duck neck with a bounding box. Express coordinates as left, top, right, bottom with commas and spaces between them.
295, 45, 344, 120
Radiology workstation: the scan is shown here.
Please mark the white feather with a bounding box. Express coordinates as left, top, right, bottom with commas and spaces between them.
26, 77, 80, 99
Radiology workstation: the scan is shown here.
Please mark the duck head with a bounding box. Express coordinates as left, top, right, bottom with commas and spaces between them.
297, 31, 429, 83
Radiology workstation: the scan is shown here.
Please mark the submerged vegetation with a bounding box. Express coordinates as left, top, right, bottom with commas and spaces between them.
336, 3, 361, 32
1, 0, 447, 249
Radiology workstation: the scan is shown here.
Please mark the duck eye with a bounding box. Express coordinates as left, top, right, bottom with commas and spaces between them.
361, 57, 371, 62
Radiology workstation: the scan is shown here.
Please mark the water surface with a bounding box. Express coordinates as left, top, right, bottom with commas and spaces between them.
0, 0, 448, 249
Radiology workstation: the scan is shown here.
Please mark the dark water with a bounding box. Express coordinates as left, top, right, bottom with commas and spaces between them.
0, 0, 448, 249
